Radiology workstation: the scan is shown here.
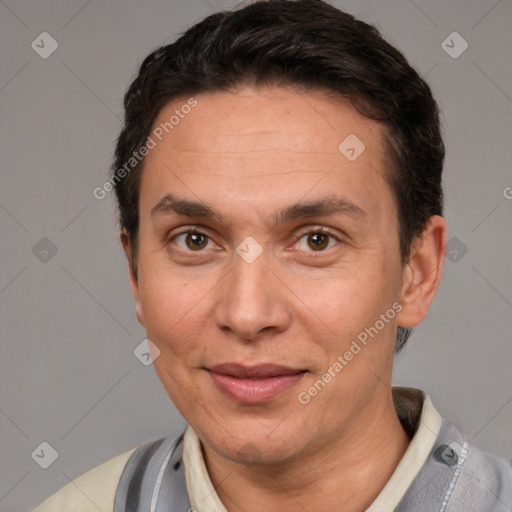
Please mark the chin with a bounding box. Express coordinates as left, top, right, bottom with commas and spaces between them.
200, 420, 309, 468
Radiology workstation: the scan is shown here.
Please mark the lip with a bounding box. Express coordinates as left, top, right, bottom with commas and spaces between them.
207, 363, 306, 404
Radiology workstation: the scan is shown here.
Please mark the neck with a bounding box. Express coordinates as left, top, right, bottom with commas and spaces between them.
202, 389, 411, 512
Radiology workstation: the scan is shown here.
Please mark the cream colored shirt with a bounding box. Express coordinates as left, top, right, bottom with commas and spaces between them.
183, 387, 442, 512
33, 387, 440, 512
32, 447, 138, 512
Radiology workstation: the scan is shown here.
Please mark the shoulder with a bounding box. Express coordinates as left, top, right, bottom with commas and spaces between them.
429, 419, 512, 510
398, 416, 512, 511
31, 445, 139, 512
447, 439, 512, 510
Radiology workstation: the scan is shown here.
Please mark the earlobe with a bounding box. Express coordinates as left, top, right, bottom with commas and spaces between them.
396, 215, 447, 329
121, 229, 145, 327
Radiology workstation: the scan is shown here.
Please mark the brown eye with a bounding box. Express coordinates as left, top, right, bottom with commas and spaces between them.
173, 231, 212, 251
185, 232, 208, 250
307, 233, 329, 250
295, 230, 339, 252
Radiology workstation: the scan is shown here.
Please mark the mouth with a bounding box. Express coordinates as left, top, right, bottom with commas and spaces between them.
206, 363, 306, 404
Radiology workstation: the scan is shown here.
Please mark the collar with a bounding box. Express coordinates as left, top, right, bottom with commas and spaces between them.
183, 387, 442, 512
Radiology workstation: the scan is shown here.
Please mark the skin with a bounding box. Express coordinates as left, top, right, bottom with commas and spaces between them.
122, 86, 446, 512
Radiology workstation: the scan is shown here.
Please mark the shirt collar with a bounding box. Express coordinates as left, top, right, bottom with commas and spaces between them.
183, 386, 442, 512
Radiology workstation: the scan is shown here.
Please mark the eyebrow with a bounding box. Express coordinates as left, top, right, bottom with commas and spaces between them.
150, 193, 367, 225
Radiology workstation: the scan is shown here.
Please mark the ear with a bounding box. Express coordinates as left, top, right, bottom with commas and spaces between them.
396, 215, 446, 328
121, 229, 145, 327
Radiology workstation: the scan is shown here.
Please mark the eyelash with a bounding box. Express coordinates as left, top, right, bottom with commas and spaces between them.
168, 226, 342, 255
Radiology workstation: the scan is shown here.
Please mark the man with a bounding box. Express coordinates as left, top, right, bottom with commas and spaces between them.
33, 1, 512, 511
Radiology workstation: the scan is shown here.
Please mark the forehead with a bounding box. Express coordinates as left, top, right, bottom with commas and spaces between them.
139, 86, 394, 222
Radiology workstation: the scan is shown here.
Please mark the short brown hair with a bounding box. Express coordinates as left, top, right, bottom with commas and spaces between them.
112, 0, 445, 351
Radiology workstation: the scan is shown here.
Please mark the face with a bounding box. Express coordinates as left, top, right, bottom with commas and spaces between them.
125, 86, 427, 466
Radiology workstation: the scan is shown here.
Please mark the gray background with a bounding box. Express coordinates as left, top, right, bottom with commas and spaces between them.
0, 0, 511, 510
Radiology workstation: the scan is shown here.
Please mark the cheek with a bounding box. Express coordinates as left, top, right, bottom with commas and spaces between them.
141, 273, 209, 411
137, 262, 209, 359
290, 261, 397, 342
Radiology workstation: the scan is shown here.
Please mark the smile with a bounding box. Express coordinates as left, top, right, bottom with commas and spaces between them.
206, 363, 306, 404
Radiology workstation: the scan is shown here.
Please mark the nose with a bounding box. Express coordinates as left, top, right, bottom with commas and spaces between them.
214, 246, 292, 342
